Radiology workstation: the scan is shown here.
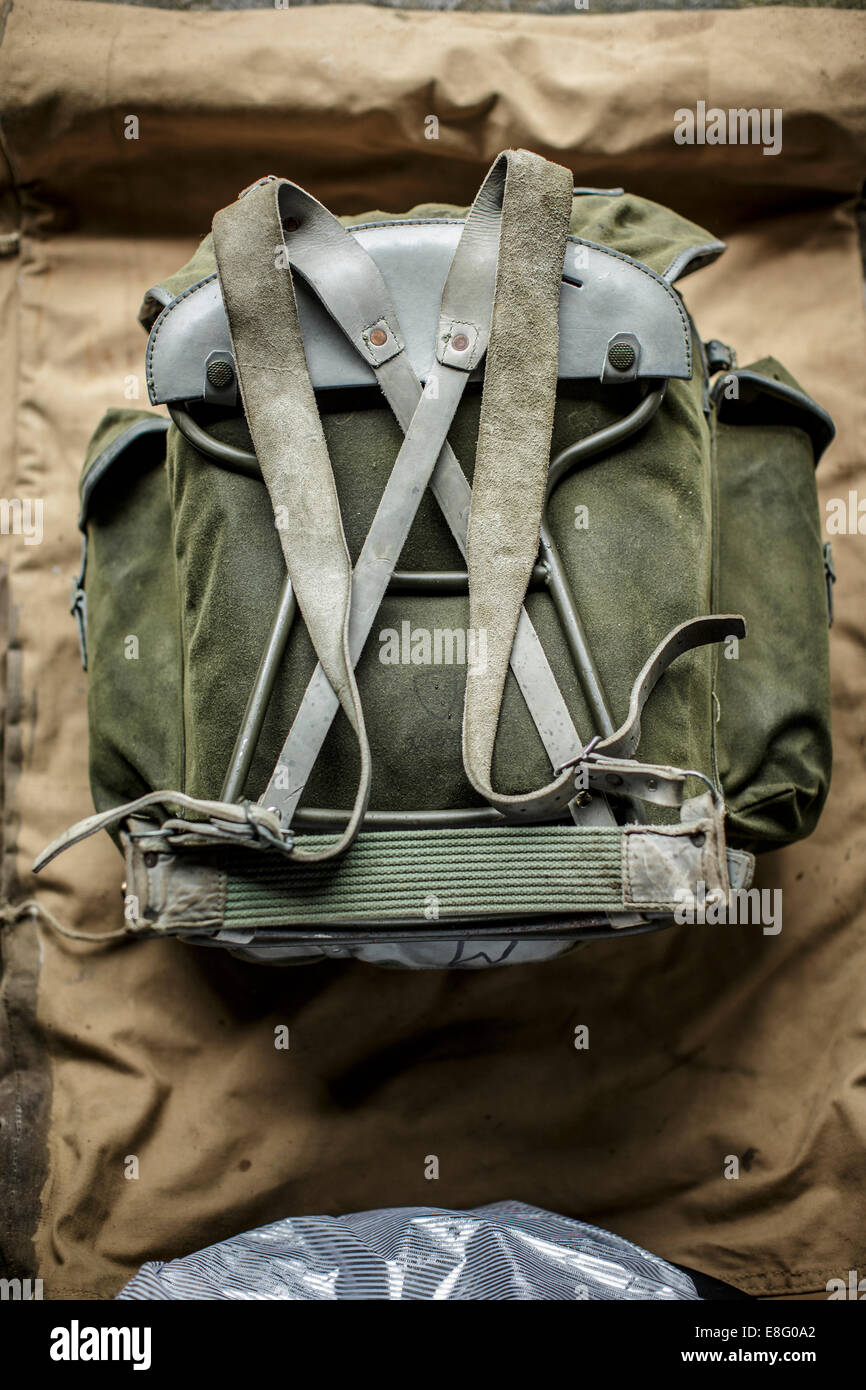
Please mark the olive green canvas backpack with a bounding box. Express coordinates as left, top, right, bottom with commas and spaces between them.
36, 151, 835, 968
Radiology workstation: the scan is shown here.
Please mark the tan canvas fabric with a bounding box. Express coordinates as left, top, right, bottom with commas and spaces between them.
0, 0, 864, 1299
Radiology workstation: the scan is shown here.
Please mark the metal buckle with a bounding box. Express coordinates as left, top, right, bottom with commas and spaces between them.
554, 735, 602, 778
69, 579, 87, 671
823, 541, 836, 627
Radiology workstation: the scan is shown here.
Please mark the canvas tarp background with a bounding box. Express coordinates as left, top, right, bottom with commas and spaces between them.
1, 0, 864, 1299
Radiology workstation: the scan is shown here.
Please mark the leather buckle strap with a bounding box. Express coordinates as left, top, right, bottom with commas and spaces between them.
213, 179, 371, 863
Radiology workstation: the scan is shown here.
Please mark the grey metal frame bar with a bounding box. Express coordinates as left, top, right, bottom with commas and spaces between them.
168, 387, 668, 819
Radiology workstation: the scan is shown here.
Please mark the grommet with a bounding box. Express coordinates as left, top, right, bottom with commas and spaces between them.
282, 216, 300, 233
607, 342, 636, 371
691, 831, 706, 848
206, 360, 235, 390
369, 328, 388, 347
144, 851, 159, 869
450, 333, 469, 352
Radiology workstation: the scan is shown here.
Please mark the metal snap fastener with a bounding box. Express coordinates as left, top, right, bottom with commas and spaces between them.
369, 328, 388, 347
206, 360, 235, 389
451, 333, 470, 352
607, 342, 636, 371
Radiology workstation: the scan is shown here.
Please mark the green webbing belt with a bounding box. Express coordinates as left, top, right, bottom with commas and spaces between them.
221, 826, 624, 927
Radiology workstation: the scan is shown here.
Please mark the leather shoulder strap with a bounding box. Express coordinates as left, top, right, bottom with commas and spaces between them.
212, 177, 372, 861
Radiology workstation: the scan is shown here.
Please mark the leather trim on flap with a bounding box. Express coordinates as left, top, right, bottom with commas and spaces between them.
146, 221, 693, 404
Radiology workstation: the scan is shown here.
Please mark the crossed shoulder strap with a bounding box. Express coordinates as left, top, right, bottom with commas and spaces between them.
213, 150, 576, 861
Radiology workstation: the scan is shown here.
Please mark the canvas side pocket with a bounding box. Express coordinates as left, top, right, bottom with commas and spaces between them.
78, 409, 183, 818
712, 358, 834, 850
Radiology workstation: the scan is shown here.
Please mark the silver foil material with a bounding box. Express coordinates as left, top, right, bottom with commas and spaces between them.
117, 1200, 701, 1301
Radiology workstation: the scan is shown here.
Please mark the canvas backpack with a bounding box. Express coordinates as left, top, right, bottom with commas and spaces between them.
36, 150, 835, 968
